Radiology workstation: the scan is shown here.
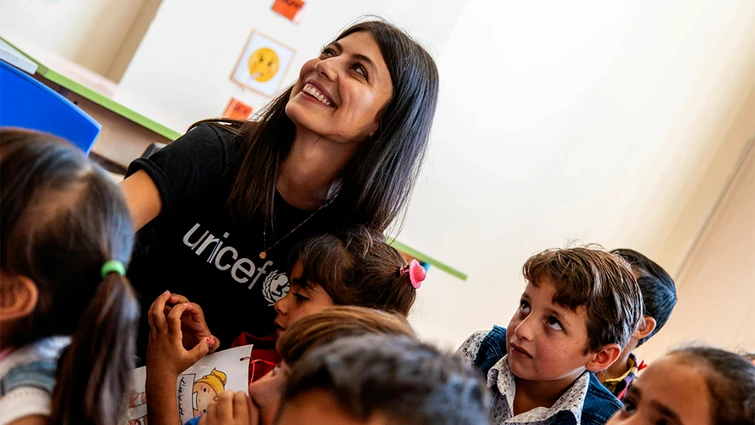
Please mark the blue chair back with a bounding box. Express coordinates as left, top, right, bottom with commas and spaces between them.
0, 60, 101, 153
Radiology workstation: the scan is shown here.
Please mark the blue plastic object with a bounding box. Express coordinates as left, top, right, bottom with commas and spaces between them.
0, 60, 101, 153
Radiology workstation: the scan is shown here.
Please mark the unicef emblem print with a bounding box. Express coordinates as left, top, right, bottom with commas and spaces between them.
181, 224, 291, 303
263, 270, 289, 305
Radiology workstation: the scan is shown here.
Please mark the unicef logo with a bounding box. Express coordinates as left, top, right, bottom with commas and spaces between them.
262, 270, 289, 305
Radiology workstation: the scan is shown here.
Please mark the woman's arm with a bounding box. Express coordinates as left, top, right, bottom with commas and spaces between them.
120, 170, 163, 232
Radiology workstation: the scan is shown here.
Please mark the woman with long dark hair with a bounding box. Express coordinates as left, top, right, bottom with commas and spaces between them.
120, 19, 439, 357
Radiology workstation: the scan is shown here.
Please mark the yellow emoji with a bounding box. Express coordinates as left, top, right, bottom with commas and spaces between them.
248, 48, 280, 82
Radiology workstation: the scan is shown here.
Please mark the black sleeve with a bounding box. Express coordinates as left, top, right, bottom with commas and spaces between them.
126, 123, 237, 219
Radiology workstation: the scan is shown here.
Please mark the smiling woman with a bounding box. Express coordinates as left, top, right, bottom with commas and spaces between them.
286, 31, 394, 145
118, 18, 439, 361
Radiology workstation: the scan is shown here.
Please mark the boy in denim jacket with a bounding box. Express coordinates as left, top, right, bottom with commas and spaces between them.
457, 246, 643, 425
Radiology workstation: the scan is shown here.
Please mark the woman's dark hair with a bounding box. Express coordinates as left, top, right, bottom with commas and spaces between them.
613, 249, 677, 347
289, 227, 417, 316
0, 129, 139, 425
671, 347, 755, 425
195, 18, 439, 232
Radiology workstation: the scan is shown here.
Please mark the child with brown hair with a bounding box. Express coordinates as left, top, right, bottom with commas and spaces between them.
0, 129, 140, 425
274, 334, 489, 425
457, 246, 644, 425
160, 306, 416, 425
144, 228, 424, 425
271, 226, 424, 337
608, 346, 755, 425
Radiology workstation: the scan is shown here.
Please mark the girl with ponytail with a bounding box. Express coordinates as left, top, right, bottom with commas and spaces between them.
0, 129, 139, 425
273, 225, 424, 327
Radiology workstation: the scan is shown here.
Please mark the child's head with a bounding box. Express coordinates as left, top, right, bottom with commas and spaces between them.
613, 248, 677, 349
507, 246, 643, 384
273, 227, 419, 336
277, 334, 489, 425
608, 346, 755, 425
249, 306, 414, 425
0, 129, 139, 425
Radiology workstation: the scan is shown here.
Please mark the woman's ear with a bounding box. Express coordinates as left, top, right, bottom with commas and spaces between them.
0, 274, 39, 321
366, 122, 379, 139
585, 343, 621, 373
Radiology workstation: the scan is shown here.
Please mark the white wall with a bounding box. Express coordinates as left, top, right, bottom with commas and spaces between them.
404, 0, 755, 353
113, 0, 468, 132
106, 0, 163, 82
636, 135, 755, 362
0, 0, 152, 78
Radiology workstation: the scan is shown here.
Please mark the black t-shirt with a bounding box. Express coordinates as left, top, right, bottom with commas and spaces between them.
126, 123, 345, 362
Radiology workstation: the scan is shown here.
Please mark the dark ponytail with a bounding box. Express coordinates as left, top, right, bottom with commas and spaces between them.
50, 274, 139, 425
291, 226, 418, 316
1, 129, 138, 425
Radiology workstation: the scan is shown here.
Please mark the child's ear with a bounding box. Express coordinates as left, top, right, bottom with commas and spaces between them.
632, 316, 657, 341
0, 274, 39, 321
585, 343, 622, 373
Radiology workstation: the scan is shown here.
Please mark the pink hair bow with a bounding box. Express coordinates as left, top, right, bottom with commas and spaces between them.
401, 259, 427, 289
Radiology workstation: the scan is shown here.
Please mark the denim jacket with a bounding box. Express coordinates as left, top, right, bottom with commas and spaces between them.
473, 326, 622, 425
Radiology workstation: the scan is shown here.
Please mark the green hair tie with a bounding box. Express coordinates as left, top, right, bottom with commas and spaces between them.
101, 260, 126, 279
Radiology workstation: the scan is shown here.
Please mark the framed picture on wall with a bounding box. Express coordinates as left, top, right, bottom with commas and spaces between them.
230, 31, 295, 97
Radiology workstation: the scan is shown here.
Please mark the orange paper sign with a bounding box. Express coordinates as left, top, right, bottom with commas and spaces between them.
272, 0, 305, 22
223, 98, 253, 121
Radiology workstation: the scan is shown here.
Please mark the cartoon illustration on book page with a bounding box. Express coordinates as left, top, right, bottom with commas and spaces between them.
125, 344, 253, 424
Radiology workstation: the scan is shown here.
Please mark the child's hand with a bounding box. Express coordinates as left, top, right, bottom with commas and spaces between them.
147, 291, 215, 377
199, 391, 259, 425
164, 293, 221, 353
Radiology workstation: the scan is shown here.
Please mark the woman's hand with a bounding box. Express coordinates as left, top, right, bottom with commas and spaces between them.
147, 291, 215, 377
199, 391, 259, 425
164, 293, 221, 353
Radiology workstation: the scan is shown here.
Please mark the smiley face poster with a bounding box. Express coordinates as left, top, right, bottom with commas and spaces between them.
231, 31, 295, 97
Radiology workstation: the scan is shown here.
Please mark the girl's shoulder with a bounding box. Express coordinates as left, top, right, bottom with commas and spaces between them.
0, 337, 69, 380
0, 337, 69, 424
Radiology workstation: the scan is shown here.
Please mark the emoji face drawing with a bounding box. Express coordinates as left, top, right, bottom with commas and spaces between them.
248, 48, 280, 82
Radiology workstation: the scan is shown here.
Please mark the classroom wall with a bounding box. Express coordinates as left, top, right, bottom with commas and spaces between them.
112, 0, 468, 132
401, 0, 755, 355
105, 0, 163, 82
635, 131, 755, 362
0, 0, 152, 79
